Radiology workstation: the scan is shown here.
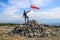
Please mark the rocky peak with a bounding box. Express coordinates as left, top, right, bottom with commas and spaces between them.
9, 20, 56, 38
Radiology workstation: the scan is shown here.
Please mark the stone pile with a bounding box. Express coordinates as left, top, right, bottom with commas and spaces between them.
9, 20, 56, 38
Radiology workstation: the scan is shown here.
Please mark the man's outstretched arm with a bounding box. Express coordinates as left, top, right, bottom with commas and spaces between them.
26, 10, 31, 13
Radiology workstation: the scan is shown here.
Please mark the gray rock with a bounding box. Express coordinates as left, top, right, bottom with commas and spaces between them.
8, 20, 56, 38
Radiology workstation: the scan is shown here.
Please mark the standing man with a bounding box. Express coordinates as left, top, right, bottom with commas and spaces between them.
23, 10, 30, 23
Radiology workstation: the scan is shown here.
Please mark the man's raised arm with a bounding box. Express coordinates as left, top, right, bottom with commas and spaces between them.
26, 10, 31, 13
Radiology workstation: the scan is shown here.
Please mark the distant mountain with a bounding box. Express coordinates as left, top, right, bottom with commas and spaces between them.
38, 19, 60, 26
48, 23, 60, 26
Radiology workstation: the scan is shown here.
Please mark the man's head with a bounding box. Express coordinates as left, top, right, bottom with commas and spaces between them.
24, 10, 26, 12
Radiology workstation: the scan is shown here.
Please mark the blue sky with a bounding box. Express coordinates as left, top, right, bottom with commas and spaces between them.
0, 0, 60, 24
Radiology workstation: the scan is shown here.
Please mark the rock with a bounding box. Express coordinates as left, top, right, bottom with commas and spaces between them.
8, 20, 56, 38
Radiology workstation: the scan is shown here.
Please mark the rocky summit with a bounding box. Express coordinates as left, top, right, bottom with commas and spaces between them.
9, 20, 56, 38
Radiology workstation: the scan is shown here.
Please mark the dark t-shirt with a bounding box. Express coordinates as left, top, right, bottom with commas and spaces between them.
23, 10, 30, 17
23, 12, 27, 16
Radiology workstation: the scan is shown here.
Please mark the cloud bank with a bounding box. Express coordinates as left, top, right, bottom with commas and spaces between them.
28, 7, 60, 20
0, 0, 60, 23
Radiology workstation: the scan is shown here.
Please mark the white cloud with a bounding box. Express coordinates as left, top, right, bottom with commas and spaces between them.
0, 0, 60, 23
47, 7, 60, 18
9, 0, 31, 8
0, 5, 20, 21
32, 0, 52, 6
28, 7, 60, 20
0, 0, 31, 22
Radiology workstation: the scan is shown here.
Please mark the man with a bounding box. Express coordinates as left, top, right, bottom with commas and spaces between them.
23, 10, 30, 23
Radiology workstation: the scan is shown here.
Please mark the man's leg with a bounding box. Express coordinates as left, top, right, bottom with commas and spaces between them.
25, 17, 26, 23
26, 16, 29, 22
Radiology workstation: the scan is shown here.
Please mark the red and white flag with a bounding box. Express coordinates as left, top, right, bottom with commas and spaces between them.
30, 5, 40, 10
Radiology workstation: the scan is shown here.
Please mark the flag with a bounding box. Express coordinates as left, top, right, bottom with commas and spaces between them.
30, 5, 40, 10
